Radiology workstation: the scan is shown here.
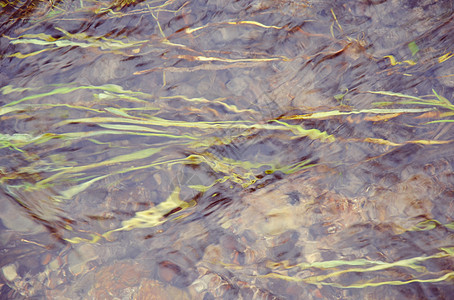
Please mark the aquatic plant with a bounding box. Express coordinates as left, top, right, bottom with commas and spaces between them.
370, 89, 454, 124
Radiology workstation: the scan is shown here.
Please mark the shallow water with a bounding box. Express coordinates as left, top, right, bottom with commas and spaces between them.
1, 0, 454, 299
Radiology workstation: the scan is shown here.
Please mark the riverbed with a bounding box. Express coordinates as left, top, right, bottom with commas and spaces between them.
1, 0, 454, 298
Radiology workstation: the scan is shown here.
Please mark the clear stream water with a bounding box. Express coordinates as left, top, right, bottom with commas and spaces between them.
1, 0, 454, 299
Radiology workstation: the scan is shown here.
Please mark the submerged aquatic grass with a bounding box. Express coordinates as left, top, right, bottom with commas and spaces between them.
0, 81, 335, 207
370, 90, 454, 112
3, 83, 452, 203
369, 89, 454, 128
261, 247, 454, 288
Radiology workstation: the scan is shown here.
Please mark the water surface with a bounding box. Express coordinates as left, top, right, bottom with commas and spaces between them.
1, 0, 454, 298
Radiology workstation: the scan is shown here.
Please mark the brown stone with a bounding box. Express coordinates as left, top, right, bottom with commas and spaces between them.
89, 261, 149, 299
158, 261, 180, 283
134, 279, 190, 300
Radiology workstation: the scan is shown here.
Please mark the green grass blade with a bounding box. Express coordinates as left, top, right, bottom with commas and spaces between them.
37, 147, 163, 187
368, 91, 423, 100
